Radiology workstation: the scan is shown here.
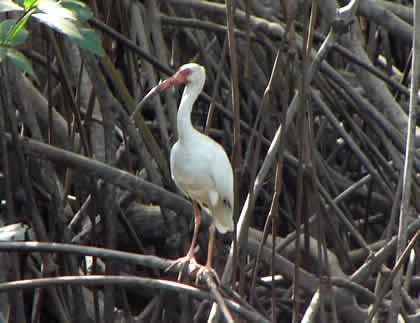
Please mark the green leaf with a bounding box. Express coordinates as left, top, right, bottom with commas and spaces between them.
6, 8, 35, 45
33, 11, 82, 38
0, 0, 24, 12
0, 47, 38, 82
23, 0, 41, 10
0, 19, 28, 46
36, 0, 77, 20
0, 20, 15, 43
33, 13, 104, 56
62, 0, 92, 21
76, 26, 104, 56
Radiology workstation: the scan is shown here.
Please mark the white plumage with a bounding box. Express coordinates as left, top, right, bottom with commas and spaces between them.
139, 63, 234, 277
169, 64, 233, 233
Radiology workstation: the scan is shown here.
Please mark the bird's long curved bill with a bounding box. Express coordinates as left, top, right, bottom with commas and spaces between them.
131, 76, 178, 119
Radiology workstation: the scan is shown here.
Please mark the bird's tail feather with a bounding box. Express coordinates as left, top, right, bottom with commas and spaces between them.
213, 202, 234, 233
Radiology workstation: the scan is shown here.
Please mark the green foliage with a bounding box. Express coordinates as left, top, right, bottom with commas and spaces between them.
0, 0, 104, 81
61, 0, 93, 21
0, 19, 28, 46
5, 9, 34, 45
23, 0, 42, 10
0, 16, 36, 81
0, 47, 36, 80
32, 0, 103, 56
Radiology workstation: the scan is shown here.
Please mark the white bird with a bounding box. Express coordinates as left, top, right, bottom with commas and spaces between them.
138, 63, 234, 277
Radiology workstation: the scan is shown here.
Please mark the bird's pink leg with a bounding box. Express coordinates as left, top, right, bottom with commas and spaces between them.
206, 222, 216, 269
166, 202, 203, 280
186, 202, 201, 259
194, 221, 218, 283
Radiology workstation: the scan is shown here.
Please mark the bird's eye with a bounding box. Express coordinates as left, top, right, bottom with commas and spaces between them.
178, 69, 192, 83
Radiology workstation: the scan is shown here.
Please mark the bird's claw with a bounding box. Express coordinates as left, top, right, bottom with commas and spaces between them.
166, 256, 202, 281
193, 265, 220, 285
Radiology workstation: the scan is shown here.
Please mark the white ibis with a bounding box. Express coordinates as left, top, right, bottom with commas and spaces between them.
138, 63, 234, 278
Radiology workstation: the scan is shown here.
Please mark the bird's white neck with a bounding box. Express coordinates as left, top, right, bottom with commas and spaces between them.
177, 77, 205, 142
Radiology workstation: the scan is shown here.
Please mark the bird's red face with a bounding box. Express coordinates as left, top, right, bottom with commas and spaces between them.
159, 67, 192, 90
135, 65, 196, 114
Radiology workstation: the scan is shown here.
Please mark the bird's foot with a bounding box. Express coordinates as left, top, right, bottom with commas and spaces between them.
193, 265, 220, 285
166, 255, 203, 281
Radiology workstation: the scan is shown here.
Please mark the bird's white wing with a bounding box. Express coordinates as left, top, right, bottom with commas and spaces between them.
171, 139, 217, 204
208, 140, 233, 205
171, 132, 234, 233
207, 138, 234, 232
